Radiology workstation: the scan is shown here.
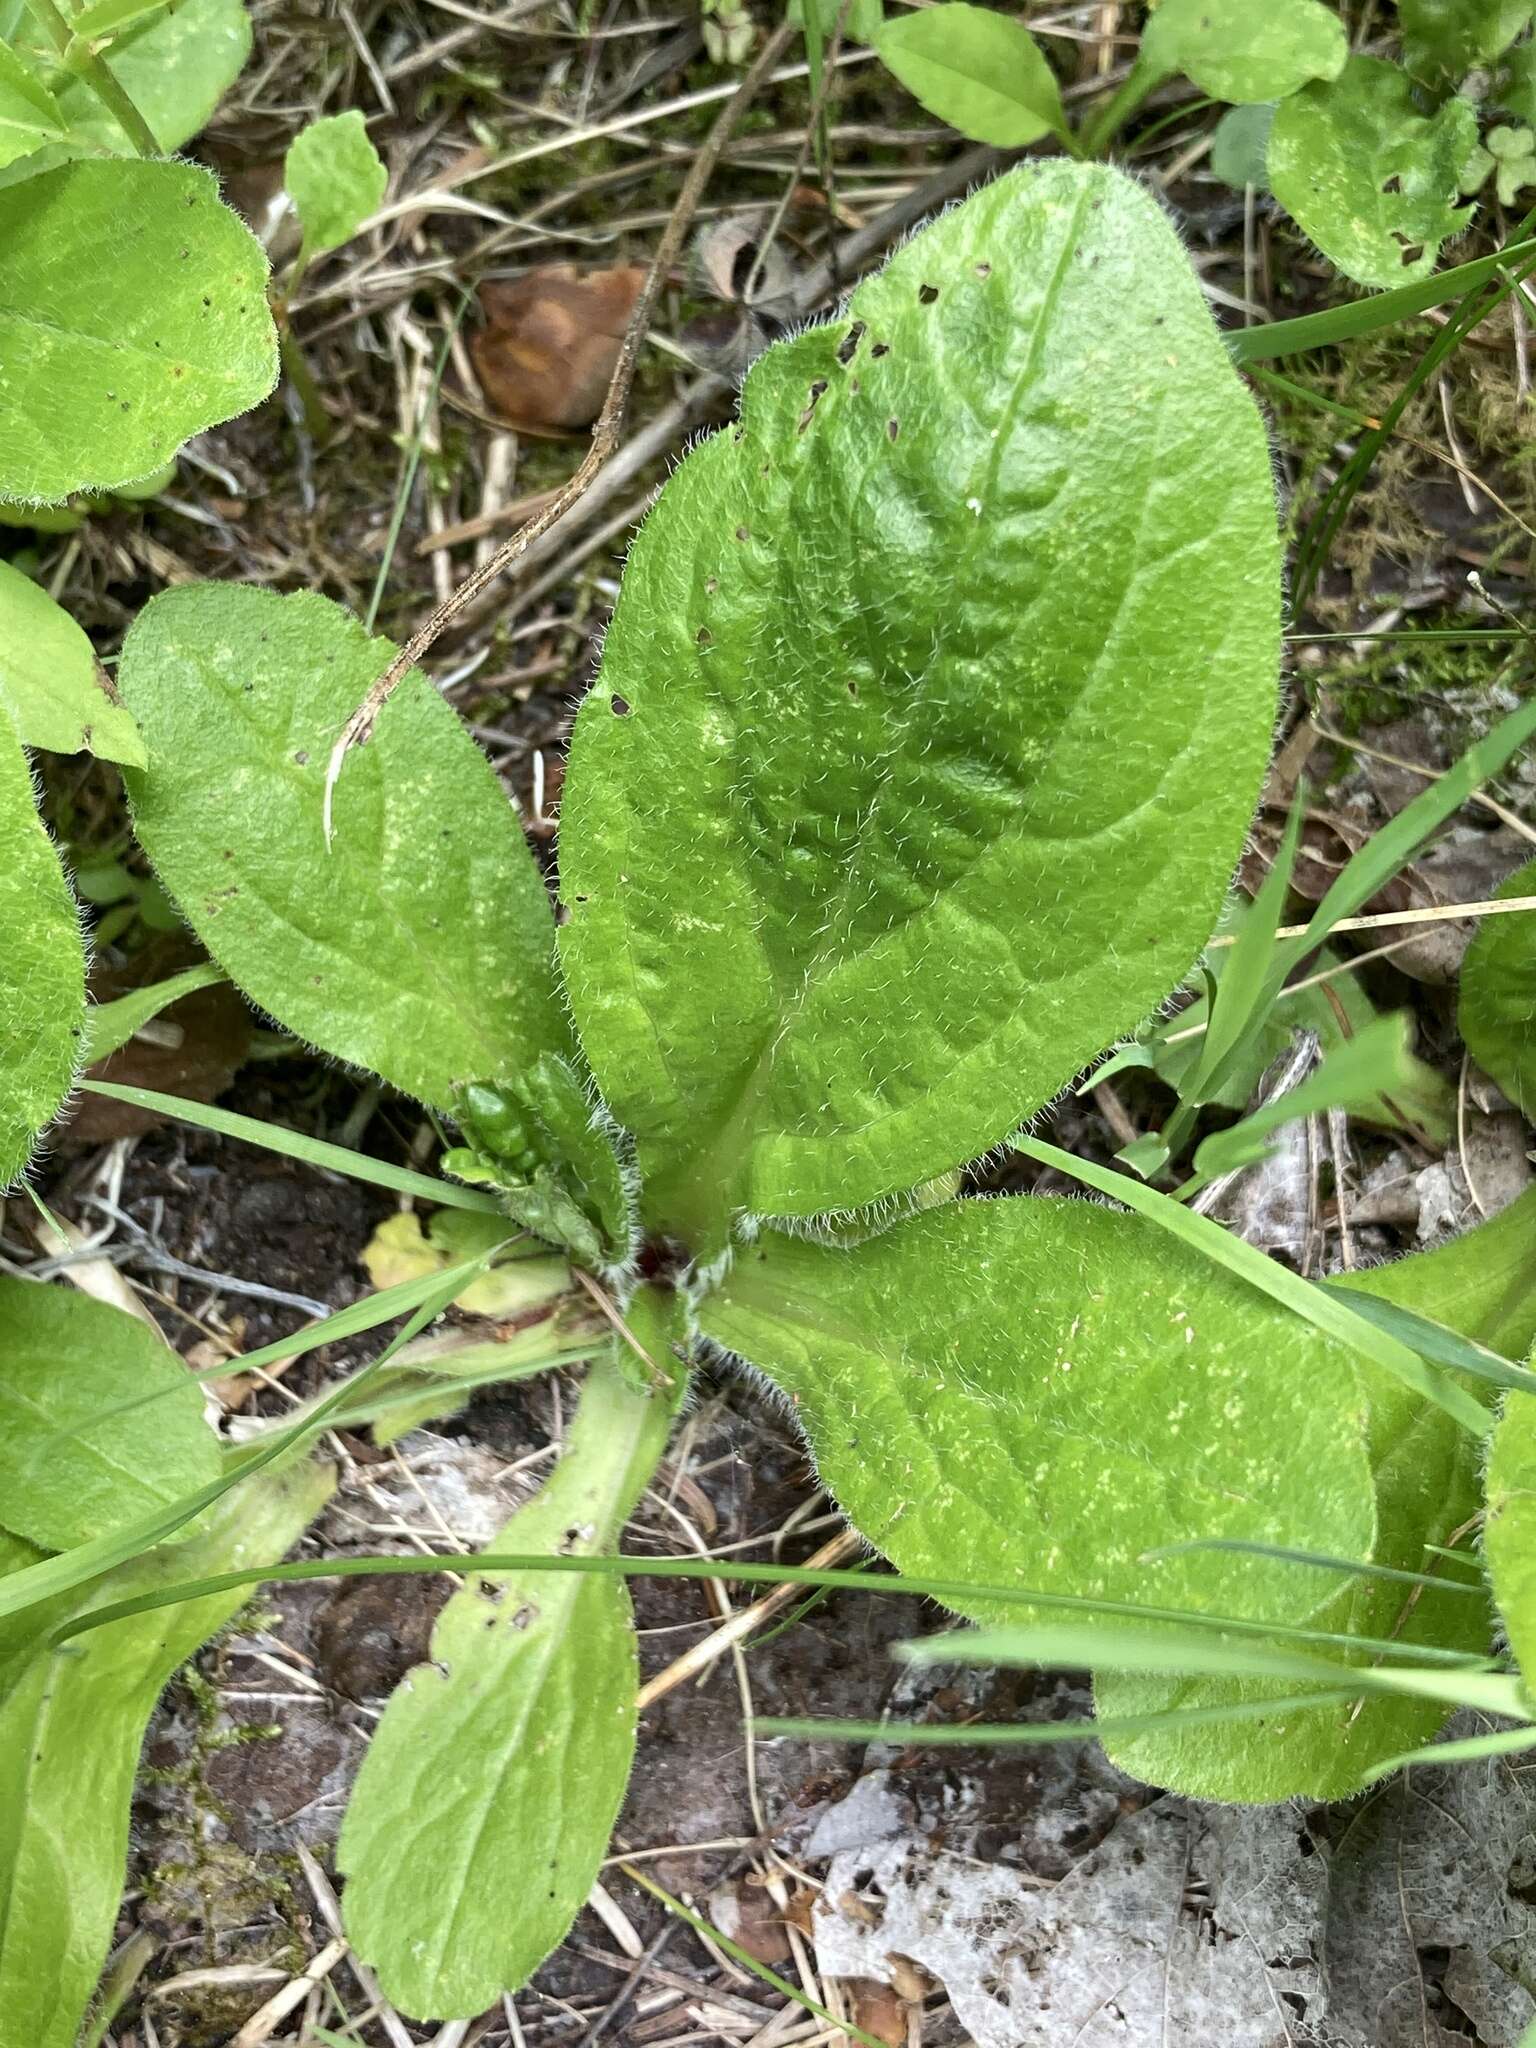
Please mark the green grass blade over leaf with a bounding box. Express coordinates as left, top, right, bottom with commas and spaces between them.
338, 1295, 687, 2021
0, 159, 275, 504
1014, 1138, 1490, 1434
118, 585, 569, 1109
0, 1277, 220, 1550
83, 1079, 505, 1210
0, 1457, 331, 2048
0, 719, 83, 1187
559, 160, 1281, 1249
698, 1195, 1399, 1801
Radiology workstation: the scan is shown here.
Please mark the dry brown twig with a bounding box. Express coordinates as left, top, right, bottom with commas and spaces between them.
322, 18, 796, 838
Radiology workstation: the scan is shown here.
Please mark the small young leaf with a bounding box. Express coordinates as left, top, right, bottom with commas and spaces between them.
0, 1456, 332, 2048
0, 158, 277, 504
119, 585, 570, 1108
0, 1276, 221, 1551
560, 162, 1281, 1248
699, 1196, 1383, 1801
0, 721, 83, 1187
339, 1311, 684, 2020
874, 4, 1065, 147
1269, 56, 1479, 289
1399, 0, 1534, 87
0, 36, 62, 170
285, 108, 387, 259
0, 557, 144, 765
1460, 857, 1536, 1115
80, 962, 224, 1065
48, 0, 250, 153
1210, 100, 1275, 190
1142, 0, 1347, 104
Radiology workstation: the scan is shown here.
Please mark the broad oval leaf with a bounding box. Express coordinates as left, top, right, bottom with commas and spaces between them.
0, 1275, 221, 1551
1142, 0, 1347, 104
1459, 857, 1536, 1116
559, 162, 1281, 1248
1210, 101, 1275, 190
874, 4, 1064, 147
49, 0, 250, 154
699, 1195, 1389, 1801
0, 557, 144, 764
0, 158, 276, 504
285, 108, 387, 257
0, 1456, 331, 2048
0, 719, 83, 1186
1269, 56, 1479, 289
339, 1320, 683, 2021
119, 584, 570, 1108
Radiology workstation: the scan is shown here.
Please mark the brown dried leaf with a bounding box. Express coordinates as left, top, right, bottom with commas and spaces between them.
470, 264, 647, 435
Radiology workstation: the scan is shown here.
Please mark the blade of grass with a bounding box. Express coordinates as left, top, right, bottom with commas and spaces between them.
1015, 1136, 1491, 1434
1228, 234, 1536, 363
83, 1080, 502, 1212
1314, 1287, 1536, 1397
1144, 1537, 1485, 1594
756, 1691, 1362, 1747
46, 1552, 1493, 1664
1360, 1723, 1536, 1782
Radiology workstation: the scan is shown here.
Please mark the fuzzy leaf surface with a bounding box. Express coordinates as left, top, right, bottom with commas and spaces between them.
699, 1195, 1384, 1802
0, 556, 143, 763
119, 585, 569, 1107
0, 720, 83, 1186
339, 1311, 683, 2020
874, 5, 1064, 146
0, 37, 61, 170
560, 162, 1280, 1246
0, 158, 275, 503
1487, 1384, 1536, 1690
285, 108, 386, 256
1269, 56, 1478, 288
1143, 0, 1347, 103
0, 1276, 220, 1551
1102, 1192, 1536, 1798
1460, 858, 1536, 1117
0, 1457, 331, 2048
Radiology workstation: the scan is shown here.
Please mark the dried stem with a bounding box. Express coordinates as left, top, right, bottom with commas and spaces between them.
323, 19, 796, 837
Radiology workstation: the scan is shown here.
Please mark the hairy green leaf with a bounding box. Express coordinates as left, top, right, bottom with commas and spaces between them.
700, 1196, 1386, 1800
1487, 1381, 1536, 1691
0, 1277, 221, 1551
0, 557, 143, 764
560, 162, 1280, 1248
339, 1305, 685, 2021
1143, 0, 1346, 103
0, 158, 276, 504
119, 585, 569, 1107
285, 109, 387, 258
0, 720, 83, 1187
1460, 859, 1536, 1116
1399, 0, 1534, 86
1104, 1195, 1536, 1797
50, 0, 250, 153
0, 1456, 331, 2048
874, 5, 1065, 146
0, 36, 62, 170
1269, 56, 1479, 288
